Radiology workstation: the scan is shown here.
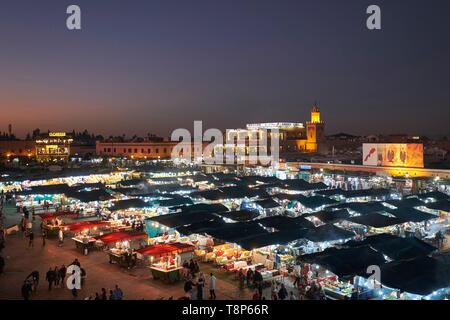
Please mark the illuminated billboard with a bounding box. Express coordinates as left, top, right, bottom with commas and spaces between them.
363, 143, 424, 168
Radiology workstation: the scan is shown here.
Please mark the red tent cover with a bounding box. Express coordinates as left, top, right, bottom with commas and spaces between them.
39, 212, 79, 221
96, 231, 148, 244
63, 220, 110, 232
136, 243, 194, 258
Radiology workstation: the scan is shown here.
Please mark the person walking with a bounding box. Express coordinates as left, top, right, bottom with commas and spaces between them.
59, 264, 67, 288
45, 267, 56, 291
54, 266, 60, 286
21, 281, 32, 300
28, 231, 34, 248
109, 290, 116, 300
208, 273, 216, 300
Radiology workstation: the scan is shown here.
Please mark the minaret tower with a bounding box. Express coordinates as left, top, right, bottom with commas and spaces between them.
306, 103, 325, 152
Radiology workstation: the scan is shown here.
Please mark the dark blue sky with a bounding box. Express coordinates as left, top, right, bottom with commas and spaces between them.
0, 0, 449, 137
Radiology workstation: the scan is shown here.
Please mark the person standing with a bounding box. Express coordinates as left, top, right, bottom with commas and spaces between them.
113, 284, 123, 300
45, 267, 56, 291
278, 283, 288, 300
58, 228, 64, 246
28, 231, 34, 248
42, 230, 47, 247
196, 273, 205, 300
101, 288, 107, 300
208, 273, 216, 300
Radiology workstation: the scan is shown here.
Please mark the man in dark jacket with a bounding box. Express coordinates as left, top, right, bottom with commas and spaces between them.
45, 267, 56, 290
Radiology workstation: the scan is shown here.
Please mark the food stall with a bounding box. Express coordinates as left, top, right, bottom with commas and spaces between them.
95, 231, 148, 268
64, 220, 111, 254
136, 243, 195, 283
39, 211, 79, 236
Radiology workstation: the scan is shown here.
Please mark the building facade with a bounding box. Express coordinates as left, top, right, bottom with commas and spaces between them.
214, 104, 326, 163
0, 140, 35, 158
96, 140, 207, 160
35, 132, 73, 162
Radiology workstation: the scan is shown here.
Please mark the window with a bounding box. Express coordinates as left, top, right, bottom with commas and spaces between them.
104, 148, 107, 152
128, 149, 132, 153
156, 148, 159, 153
163, 148, 167, 153
113, 148, 116, 152
107, 148, 111, 152
148, 149, 151, 153
134, 148, 137, 153
124, 148, 127, 153
141, 148, 145, 153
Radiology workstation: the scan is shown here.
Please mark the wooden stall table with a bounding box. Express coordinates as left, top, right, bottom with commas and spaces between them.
72, 237, 96, 255
149, 266, 182, 283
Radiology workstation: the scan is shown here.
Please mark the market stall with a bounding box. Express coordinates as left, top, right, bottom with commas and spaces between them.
136, 243, 195, 283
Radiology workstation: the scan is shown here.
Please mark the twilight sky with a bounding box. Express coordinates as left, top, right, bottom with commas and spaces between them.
0, 0, 449, 138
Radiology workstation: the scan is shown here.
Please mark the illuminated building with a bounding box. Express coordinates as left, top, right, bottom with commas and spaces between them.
96, 140, 209, 160
0, 140, 35, 158
214, 104, 326, 163
36, 132, 73, 162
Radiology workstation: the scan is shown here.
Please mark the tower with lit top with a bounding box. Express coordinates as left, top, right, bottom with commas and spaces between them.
306, 103, 325, 152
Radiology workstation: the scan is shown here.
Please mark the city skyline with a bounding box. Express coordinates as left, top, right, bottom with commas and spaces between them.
1, 0, 450, 138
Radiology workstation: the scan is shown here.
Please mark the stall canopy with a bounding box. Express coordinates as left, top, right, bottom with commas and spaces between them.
253, 198, 281, 209
304, 224, 355, 243
219, 186, 269, 199
19, 184, 72, 195
299, 245, 386, 279
257, 216, 315, 230
201, 221, 269, 243
64, 220, 110, 232
173, 203, 229, 214
118, 178, 148, 187
38, 211, 78, 221
334, 202, 388, 215
110, 198, 149, 211
345, 234, 437, 261
417, 191, 449, 202
277, 179, 327, 191
385, 198, 425, 208
136, 243, 195, 258
343, 188, 391, 199
345, 213, 406, 228
65, 189, 114, 203
96, 231, 148, 244
385, 208, 436, 222
149, 212, 219, 228
310, 209, 351, 224
237, 228, 309, 250
373, 256, 450, 296
314, 189, 347, 197
294, 195, 338, 209
426, 200, 450, 212
216, 210, 260, 222
176, 219, 227, 235
156, 197, 194, 208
